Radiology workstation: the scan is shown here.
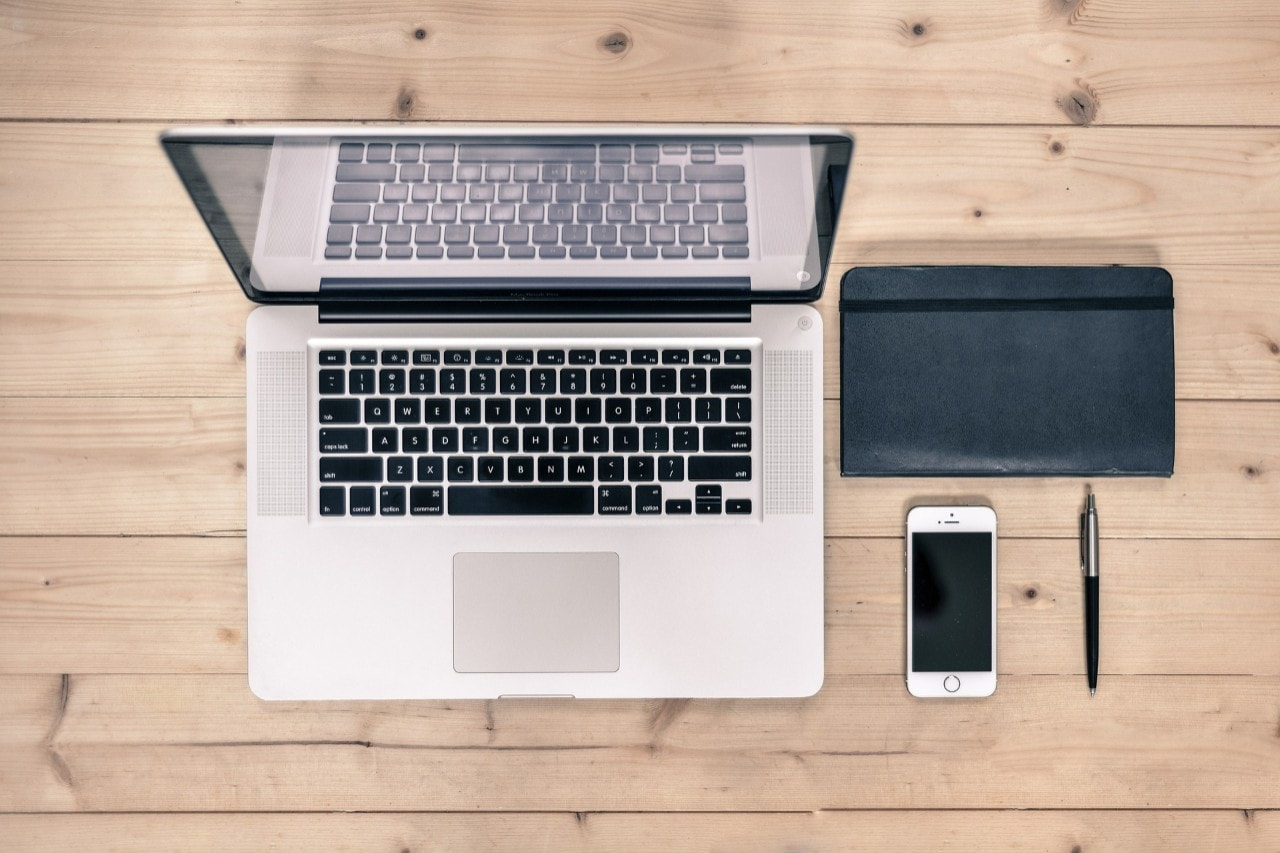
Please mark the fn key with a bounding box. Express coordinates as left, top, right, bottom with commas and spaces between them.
319, 487, 345, 516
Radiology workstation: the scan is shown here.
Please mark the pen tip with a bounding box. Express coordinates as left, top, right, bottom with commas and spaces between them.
1090, 687, 1096, 697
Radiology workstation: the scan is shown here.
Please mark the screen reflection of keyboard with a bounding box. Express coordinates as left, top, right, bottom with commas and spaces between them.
324, 141, 751, 262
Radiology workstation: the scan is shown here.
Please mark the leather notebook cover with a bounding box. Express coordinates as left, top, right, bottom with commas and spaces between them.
840, 266, 1175, 476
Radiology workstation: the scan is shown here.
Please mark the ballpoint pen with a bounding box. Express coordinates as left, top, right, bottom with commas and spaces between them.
1080, 491, 1100, 696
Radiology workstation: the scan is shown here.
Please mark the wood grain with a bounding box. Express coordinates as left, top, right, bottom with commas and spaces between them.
1, 810, 1276, 852
3, 397, 1276, 537
0, 397, 245, 537
3, 260, 1278, 402
3, 536, 1278, 677
3, 673, 1278, 811
3, 124, 1280, 266
1, 1, 1278, 124
3, 0, 1280, 841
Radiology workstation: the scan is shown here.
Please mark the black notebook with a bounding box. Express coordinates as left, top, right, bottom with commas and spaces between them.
840, 266, 1175, 477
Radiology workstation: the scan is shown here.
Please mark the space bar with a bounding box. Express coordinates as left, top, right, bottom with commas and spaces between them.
448, 486, 595, 515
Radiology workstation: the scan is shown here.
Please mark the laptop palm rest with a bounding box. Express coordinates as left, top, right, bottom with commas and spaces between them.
453, 552, 620, 673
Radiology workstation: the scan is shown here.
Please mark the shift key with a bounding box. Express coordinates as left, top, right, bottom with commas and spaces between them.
688, 456, 752, 481
320, 457, 383, 482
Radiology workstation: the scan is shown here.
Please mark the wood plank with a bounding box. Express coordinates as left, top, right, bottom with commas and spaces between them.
3, 673, 1278, 811
0, 538, 245, 675
836, 126, 1280, 268
1, 1, 1278, 124
4, 261, 1279, 403
0, 397, 245, 537
4, 537, 1278, 678
0, 262, 250, 399
2, 397, 1276, 537
1, 810, 1276, 852
4, 124, 1280, 266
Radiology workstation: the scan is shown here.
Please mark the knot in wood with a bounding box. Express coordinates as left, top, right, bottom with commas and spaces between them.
1058, 88, 1098, 126
395, 88, 415, 119
599, 30, 630, 55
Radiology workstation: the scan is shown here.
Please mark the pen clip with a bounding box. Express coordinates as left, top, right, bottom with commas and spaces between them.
1079, 512, 1087, 573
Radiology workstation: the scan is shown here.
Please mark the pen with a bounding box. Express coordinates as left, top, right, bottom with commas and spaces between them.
1080, 491, 1100, 696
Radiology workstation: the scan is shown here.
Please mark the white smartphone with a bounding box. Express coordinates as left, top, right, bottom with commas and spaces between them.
906, 505, 997, 698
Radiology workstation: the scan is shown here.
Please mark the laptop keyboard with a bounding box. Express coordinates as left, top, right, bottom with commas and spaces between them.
315, 344, 757, 518
324, 140, 751, 262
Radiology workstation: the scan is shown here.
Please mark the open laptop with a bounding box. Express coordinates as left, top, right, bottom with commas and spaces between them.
163, 125, 853, 699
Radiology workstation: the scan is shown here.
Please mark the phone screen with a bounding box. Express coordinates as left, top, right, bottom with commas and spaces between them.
911, 532, 993, 672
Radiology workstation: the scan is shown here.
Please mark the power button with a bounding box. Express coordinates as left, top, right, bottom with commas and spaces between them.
943, 675, 961, 693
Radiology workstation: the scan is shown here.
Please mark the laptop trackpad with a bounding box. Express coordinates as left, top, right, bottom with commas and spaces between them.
453, 552, 620, 673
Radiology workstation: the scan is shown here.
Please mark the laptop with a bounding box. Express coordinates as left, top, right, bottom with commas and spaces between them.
162, 125, 853, 699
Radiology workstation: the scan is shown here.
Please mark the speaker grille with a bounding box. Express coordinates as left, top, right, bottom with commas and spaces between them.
255, 351, 307, 516
763, 349, 814, 515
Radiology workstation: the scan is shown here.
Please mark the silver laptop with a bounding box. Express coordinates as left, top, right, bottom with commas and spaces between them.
163, 125, 853, 699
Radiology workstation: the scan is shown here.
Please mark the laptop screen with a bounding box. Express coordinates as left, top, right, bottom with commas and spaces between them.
162, 127, 852, 302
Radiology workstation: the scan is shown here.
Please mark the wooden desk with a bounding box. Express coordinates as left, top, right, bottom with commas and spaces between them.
2, 1, 1278, 849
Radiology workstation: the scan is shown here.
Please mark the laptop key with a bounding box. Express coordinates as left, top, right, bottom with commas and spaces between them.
598, 485, 632, 515
477, 457, 504, 482
710, 368, 751, 393
410, 485, 444, 515
665, 499, 692, 515
319, 428, 367, 454
319, 399, 360, 424
448, 485, 595, 515
689, 456, 751, 482
658, 456, 685, 481
636, 486, 662, 514
726, 499, 752, 515
319, 369, 344, 394
703, 426, 751, 452
417, 456, 444, 482
379, 486, 407, 513
725, 397, 751, 422
319, 486, 346, 516
349, 487, 377, 516
319, 350, 347, 366
320, 457, 382, 483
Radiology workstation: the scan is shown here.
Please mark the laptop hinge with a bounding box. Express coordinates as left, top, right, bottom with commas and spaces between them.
317, 277, 753, 323
316, 297, 751, 324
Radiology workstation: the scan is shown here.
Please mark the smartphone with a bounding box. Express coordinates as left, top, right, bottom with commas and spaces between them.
906, 505, 997, 697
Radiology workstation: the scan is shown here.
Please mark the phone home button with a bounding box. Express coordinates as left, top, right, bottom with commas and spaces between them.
943, 675, 961, 693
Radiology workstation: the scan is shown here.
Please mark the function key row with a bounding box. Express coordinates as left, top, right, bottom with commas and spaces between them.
319, 367, 752, 397
337, 142, 746, 166
319, 349, 751, 367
